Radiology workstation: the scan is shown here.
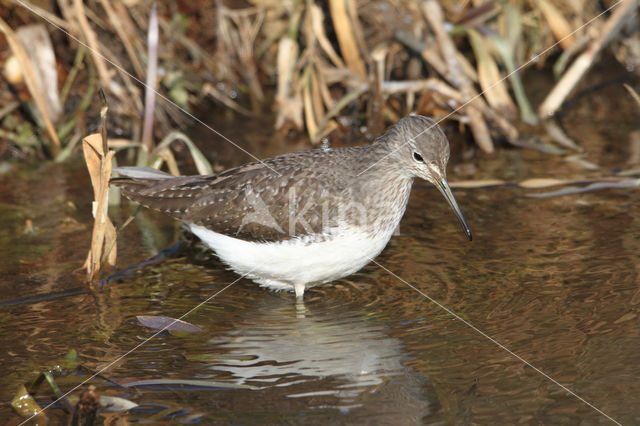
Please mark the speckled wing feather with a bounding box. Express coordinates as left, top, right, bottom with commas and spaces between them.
112, 148, 367, 242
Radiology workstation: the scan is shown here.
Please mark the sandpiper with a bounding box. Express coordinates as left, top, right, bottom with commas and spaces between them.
112, 115, 471, 298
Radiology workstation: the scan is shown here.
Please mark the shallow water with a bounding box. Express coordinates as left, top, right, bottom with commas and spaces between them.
1, 68, 640, 424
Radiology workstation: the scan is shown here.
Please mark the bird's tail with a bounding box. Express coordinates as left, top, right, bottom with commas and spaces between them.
111, 167, 198, 218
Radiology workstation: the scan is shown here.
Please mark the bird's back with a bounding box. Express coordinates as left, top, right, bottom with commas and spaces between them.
112, 146, 379, 242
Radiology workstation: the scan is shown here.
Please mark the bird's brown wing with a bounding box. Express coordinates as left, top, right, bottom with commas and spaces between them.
113, 151, 355, 242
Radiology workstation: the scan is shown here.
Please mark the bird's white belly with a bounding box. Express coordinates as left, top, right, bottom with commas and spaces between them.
188, 224, 394, 292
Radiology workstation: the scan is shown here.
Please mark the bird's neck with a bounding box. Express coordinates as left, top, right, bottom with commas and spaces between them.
352, 157, 413, 238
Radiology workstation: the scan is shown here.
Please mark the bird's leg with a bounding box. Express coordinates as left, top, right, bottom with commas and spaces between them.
293, 283, 307, 317
294, 283, 305, 299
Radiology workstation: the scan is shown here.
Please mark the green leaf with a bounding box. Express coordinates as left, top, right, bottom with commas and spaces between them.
137, 315, 203, 333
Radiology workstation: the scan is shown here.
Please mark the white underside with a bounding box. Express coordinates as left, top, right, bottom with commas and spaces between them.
188, 224, 394, 296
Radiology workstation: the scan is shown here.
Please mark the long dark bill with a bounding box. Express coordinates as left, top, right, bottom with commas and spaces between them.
434, 177, 472, 241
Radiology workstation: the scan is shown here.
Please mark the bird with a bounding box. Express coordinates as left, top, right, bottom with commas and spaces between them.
111, 115, 472, 299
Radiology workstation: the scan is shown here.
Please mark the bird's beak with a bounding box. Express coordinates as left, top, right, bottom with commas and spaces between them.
433, 177, 472, 241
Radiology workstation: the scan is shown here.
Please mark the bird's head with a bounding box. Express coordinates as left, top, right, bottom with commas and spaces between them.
382, 115, 472, 241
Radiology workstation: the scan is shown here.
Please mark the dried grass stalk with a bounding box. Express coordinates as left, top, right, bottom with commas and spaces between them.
346, 0, 369, 65
73, 0, 113, 92
310, 4, 345, 69
315, 85, 367, 134
536, 0, 576, 50
99, 0, 144, 77
329, 0, 366, 79
15, 25, 63, 122
624, 84, 640, 108
383, 78, 519, 143
217, 2, 265, 111
422, 0, 494, 153
315, 65, 335, 111
275, 36, 303, 130
9, 0, 71, 30
489, 4, 537, 125
367, 46, 387, 136
538, 0, 639, 117
83, 133, 117, 280
303, 66, 319, 140
151, 131, 213, 175
394, 30, 450, 84
467, 29, 516, 119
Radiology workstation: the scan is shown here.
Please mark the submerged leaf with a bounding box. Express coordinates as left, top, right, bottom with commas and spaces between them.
137, 315, 203, 333
527, 179, 640, 198
99, 395, 138, 413
122, 379, 255, 390
185, 353, 259, 362
518, 178, 567, 189
450, 179, 507, 189
11, 384, 47, 421
27, 370, 73, 412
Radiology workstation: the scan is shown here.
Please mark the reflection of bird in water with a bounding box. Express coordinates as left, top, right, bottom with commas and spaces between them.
112, 116, 471, 299
200, 295, 433, 420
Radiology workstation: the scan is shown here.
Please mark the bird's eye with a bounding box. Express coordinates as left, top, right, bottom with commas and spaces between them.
413, 152, 424, 162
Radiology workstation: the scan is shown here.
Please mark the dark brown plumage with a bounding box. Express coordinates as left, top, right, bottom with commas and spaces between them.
114, 146, 384, 241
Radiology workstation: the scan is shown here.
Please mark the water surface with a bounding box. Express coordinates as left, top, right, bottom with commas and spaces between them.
1, 72, 639, 424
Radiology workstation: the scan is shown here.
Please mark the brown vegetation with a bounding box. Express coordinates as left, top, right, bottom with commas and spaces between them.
0, 0, 636, 162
